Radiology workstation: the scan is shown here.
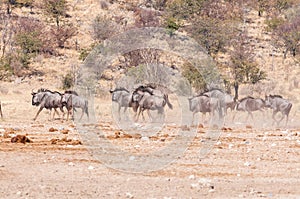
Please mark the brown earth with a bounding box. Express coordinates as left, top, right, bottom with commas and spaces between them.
0, 0, 300, 198
0, 79, 299, 198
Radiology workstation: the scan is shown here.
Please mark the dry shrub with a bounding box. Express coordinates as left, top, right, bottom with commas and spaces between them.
92, 15, 119, 41
134, 7, 160, 28
50, 23, 77, 48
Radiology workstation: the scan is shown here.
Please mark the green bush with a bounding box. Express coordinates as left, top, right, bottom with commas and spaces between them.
62, 72, 74, 89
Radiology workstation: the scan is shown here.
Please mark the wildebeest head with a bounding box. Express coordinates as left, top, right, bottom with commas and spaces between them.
31, 91, 45, 106
61, 93, 69, 106
264, 95, 273, 108
110, 88, 129, 102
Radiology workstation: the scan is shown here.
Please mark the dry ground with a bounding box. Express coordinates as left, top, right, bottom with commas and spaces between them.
0, 79, 299, 199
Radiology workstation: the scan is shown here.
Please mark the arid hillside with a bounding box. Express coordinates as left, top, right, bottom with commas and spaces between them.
0, 1, 300, 198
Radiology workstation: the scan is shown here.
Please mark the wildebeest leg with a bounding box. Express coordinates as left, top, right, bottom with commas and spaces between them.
33, 107, 44, 121
123, 106, 128, 121
191, 112, 196, 126
232, 111, 237, 123
135, 107, 143, 122
60, 107, 65, 120
272, 110, 278, 126
285, 113, 289, 127
79, 108, 85, 121
53, 108, 60, 120
141, 109, 146, 121
147, 109, 153, 122
249, 111, 254, 122
277, 112, 285, 126
0, 102, 3, 118
117, 105, 121, 121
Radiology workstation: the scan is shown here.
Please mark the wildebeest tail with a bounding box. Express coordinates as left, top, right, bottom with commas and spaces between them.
165, 94, 173, 109
286, 103, 292, 116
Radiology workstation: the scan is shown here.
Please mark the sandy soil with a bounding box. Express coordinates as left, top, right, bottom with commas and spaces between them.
0, 79, 299, 199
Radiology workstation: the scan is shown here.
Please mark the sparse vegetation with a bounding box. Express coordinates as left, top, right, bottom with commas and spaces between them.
92, 15, 119, 42
62, 72, 74, 89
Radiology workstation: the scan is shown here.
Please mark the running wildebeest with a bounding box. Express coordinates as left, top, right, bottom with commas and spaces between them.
265, 95, 292, 126
109, 88, 139, 121
188, 94, 219, 125
203, 88, 226, 121
132, 85, 173, 122
61, 91, 89, 121
31, 88, 65, 121
233, 96, 265, 122
224, 93, 237, 113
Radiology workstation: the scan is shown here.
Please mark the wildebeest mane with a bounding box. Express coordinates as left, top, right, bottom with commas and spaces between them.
111, 87, 130, 93
239, 96, 254, 102
270, 94, 283, 98
65, 90, 79, 95
37, 88, 62, 95
208, 88, 224, 93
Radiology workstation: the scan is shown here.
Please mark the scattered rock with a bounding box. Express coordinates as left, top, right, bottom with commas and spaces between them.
60, 129, 70, 134
11, 135, 32, 144
50, 137, 82, 145
246, 125, 252, 129
49, 127, 58, 132
189, 174, 195, 180
181, 125, 190, 131
125, 192, 134, 198
198, 124, 204, 128
190, 183, 199, 188
221, 127, 233, 131
141, 136, 149, 141
31, 124, 44, 128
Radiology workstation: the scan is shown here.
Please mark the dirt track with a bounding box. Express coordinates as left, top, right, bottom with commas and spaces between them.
0, 82, 300, 198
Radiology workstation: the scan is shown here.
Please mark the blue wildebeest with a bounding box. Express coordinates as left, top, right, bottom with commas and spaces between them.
265, 95, 292, 126
233, 96, 265, 122
109, 88, 139, 121
202, 88, 226, 123
132, 85, 173, 122
224, 93, 237, 113
61, 91, 89, 121
31, 88, 64, 121
188, 94, 219, 125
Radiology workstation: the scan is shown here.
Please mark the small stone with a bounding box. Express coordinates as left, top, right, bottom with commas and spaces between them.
190, 183, 199, 188
189, 174, 195, 180
88, 166, 94, 170
49, 127, 58, 132
125, 192, 134, 198
141, 136, 149, 141
68, 162, 74, 166
129, 156, 135, 161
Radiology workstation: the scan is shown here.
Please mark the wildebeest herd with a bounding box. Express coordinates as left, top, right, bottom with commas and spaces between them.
0, 84, 289, 127
31, 88, 89, 121
110, 84, 293, 127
